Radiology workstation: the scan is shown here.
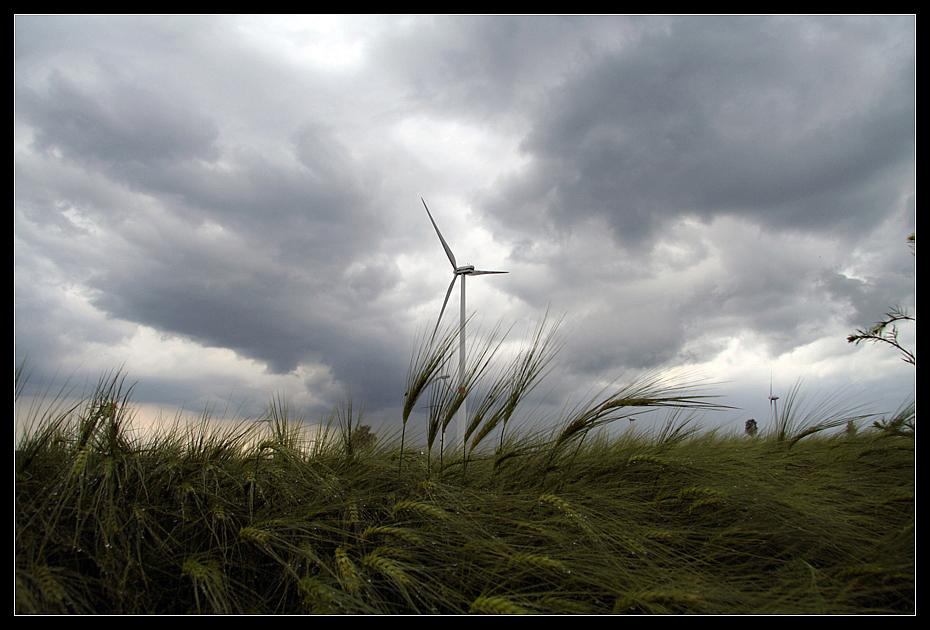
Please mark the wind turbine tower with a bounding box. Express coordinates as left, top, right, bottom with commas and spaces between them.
422, 198, 507, 449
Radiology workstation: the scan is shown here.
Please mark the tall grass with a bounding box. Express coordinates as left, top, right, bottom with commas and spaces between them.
15, 337, 914, 613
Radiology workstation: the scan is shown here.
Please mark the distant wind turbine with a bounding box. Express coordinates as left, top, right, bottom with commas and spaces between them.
422, 197, 507, 447
769, 374, 780, 430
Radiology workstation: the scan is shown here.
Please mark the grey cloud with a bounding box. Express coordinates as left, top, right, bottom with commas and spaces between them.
17, 71, 377, 248
372, 15, 596, 119
18, 71, 220, 166
481, 16, 915, 248
815, 265, 915, 329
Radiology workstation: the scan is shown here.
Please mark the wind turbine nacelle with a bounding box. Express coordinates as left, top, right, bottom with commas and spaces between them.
454, 265, 508, 276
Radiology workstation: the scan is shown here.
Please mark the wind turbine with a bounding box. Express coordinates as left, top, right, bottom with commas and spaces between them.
422, 197, 507, 448
769, 374, 780, 431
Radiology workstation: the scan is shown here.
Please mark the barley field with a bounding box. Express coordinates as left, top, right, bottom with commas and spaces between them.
15, 350, 914, 614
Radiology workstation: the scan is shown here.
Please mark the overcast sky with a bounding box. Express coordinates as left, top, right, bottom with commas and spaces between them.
14, 15, 915, 439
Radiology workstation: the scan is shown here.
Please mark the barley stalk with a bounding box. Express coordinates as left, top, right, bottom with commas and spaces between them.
335, 547, 361, 595
627, 454, 669, 466
211, 502, 226, 521
34, 565, 66, 605
363, 548, 412, 586
70, 446, 89, 477
470, 595, 528, 614
677, 486, 720, 499
538, 494, 583, 520
182, 557, 211, 582
391, 500, 449, 520
298, 576, 341, 613
361, 525, 423, 545
688, 497, 723, 513
240, 525, 270, 544
616, 532, 648, 554
508, 552, 566, 572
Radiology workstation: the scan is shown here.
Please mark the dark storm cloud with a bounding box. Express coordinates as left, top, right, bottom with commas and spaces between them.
19, 71, 220, 166
481, 16, 915, 248
371, 15, 597, 119
73, 146, 391, 375
18, 69, 376, 237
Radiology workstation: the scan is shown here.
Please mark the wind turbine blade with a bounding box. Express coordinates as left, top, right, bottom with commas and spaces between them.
422, 198, 457, 269
432, 275, 458, 340
469, 270, 508, 276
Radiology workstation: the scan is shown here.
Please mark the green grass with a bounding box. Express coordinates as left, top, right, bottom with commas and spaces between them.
15, 354, 914, 614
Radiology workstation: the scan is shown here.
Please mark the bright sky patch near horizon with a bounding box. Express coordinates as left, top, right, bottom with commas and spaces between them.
15, 15, 915, 439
